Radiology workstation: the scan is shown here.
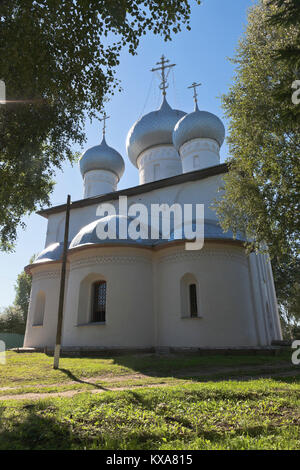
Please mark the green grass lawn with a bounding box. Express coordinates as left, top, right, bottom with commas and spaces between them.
0, 351, 299, 450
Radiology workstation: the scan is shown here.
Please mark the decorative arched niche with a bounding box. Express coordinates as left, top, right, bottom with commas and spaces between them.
180, 273, 202, 319
77, 273, 107, 325
33, 291, 46, 326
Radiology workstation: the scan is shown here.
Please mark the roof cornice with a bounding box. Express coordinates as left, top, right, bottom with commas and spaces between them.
38, 163, 228, 218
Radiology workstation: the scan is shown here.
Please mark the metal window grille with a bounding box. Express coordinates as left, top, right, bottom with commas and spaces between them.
92, 281, 106, 322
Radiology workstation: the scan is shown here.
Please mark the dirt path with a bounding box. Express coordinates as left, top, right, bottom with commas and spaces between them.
0, 361, 296, 392
0, 381, 171, 401
0, 364, 299, 402
0, 373, 151, 393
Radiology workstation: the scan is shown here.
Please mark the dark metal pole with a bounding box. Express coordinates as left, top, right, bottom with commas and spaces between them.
53, 194, 71, 369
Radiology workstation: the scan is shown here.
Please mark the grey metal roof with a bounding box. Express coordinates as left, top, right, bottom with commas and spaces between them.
79, 136, 125, 180
37, 163, 228, 218
126, 97, 186, 167
69, 217, 246, 250
33, 242, 65, 263
69, 216, 154, 249
168, 219, 246, 243
173, 107, 225, 150
31, 217, 245, 265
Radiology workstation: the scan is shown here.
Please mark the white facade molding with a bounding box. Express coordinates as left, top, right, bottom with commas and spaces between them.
83, 169, 118, 198
70, 254, 152, 271
156, 248, 248, 267
179, 138, 220, 173
32, 270, 61, 282
137, 145, 182, 184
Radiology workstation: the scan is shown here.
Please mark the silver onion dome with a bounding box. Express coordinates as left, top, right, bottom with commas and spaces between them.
126, 97, 186, 167
79, 136, 125, 180
172, 106, 225, 151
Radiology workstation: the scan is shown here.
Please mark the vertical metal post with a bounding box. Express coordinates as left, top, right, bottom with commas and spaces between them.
53, 194, 71, 369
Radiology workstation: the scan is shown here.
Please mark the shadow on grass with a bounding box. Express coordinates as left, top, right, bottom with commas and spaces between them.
109, 354, 300, 385
48, 352, 299, 387
59, 368, 109, 390
0, 406, 75, 450
0, 397, 295, 450
0, 404, 158, 450
178, 371, 300, 385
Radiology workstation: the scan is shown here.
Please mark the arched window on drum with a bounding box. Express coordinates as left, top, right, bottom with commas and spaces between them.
180, 274, 202, 319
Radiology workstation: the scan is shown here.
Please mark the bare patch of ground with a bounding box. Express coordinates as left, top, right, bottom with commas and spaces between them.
0, 381, 171, 401
0, 362, 296, 393
0, 364, 299, 401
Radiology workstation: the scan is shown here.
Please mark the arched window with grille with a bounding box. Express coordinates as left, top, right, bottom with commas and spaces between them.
91, 281, 107, 323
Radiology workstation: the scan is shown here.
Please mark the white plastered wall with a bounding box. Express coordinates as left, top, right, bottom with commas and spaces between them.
23, 262, 65, 348
61, 246, 154, 349
179, 138, 220, 173
83, 169, 118, 198
248, 252, 282, 345
137, 145, 182, 184
154, 243, 259, 348
24, 242, 282, 349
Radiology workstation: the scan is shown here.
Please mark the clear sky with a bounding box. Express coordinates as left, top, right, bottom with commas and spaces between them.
0, 0, 255, 309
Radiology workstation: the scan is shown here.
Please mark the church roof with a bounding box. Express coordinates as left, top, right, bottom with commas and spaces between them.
68, 218, 245, 250
38, 163, 228, 218
31, 218, 246, 266
33, 242, 66, 263
69, 216, 155, 249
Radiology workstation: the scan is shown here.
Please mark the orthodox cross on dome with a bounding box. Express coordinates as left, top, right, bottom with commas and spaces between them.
151, 55, 176, 97
188, 81, 202, 110
100, 111, 110, 138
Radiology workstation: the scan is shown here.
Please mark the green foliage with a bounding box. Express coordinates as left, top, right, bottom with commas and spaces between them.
265, 0, 300, 123
0, 0, 200, 251
14, 255, 35, 322
0, 255, 34, 331
267, 0, 300, 69
14, 271, 31, 323
272, 256, 300, 338
214, 1, 299, 318
0, 305, 25, 334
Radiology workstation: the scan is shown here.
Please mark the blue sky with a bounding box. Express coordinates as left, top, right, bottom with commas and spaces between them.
0, 0, 254, 309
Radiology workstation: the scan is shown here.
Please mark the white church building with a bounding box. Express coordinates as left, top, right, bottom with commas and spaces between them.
24, 57, 282, 352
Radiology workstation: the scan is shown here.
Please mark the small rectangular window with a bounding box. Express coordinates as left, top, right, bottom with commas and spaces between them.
189, 284, 198, 317
92, 281, 106, 323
